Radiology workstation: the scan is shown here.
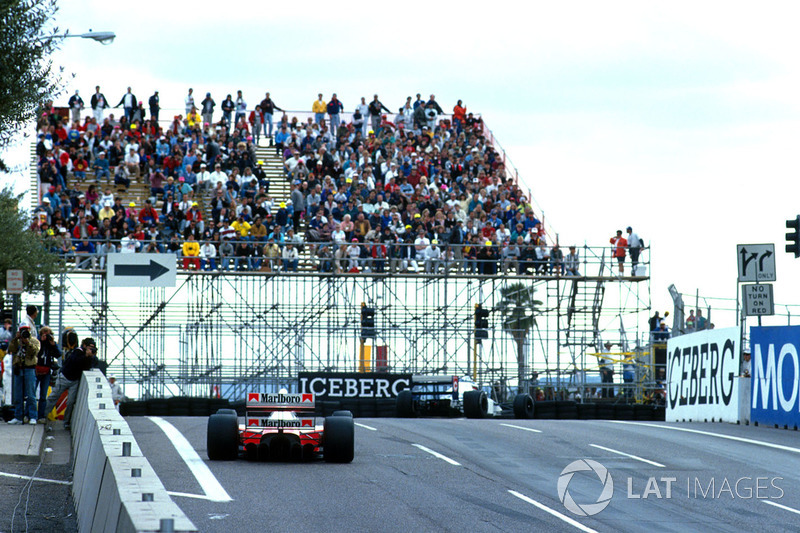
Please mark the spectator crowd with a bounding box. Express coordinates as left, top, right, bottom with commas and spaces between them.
30, 86, 605, 276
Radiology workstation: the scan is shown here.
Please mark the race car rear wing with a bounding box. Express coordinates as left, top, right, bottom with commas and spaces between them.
246, 392, 316, 413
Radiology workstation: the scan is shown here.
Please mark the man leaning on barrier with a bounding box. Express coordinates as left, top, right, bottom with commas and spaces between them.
44, 334, 98, 431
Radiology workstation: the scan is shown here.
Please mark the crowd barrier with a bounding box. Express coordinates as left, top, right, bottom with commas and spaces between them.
71, 370, 196, 533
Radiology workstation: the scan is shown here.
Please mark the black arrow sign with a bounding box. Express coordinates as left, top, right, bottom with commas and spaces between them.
759, 250, 773, 272
114, 260, 170, 281
739, 247, 758, 276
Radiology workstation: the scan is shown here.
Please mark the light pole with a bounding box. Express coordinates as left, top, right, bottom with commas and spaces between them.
54, 30, 116, 45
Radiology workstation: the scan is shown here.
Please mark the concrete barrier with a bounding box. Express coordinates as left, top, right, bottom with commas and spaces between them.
71, 370, 197, 533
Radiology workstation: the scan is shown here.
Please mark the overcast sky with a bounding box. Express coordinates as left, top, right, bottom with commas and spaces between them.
3, 0, 800, 326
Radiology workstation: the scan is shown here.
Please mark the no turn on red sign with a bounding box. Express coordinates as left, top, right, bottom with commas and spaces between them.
6, 269, 23, 294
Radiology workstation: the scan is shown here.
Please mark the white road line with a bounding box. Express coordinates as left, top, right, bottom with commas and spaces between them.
0, 471, 71, 486
147, 416, 233, 502
500, 423, 543, 433
412, 444, 461, 466
762, 500, 800, 516
354, 422, 377, 431
608, 421, 800, 455
167, 491, 220, 501
508, 490, 598, 533
589, 444, 665, 468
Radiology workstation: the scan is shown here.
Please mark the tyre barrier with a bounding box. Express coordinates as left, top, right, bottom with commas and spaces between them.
72, 370, 196, 532
119, 396, 665, 421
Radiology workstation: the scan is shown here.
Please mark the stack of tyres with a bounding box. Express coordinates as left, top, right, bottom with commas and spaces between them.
556, 401, 578, 419
533, 401, 557, 419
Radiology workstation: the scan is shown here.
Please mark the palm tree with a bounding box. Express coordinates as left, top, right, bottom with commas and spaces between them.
496, 282, 542, 392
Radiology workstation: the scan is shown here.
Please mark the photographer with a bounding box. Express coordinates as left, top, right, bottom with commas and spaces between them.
35, 327, 61, 423
44, 334, 97, 431
7, 326, 40, 424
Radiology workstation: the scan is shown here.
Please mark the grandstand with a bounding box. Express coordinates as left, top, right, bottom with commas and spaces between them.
27, 97, 652, 402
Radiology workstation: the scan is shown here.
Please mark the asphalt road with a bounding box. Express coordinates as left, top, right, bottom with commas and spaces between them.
126, 416, 800, 533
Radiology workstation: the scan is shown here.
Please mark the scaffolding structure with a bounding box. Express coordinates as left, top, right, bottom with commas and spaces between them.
40, 246, 651, 400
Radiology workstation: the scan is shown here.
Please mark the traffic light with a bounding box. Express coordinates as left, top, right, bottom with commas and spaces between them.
474, 304, 489, 340
787, 216, 800, 258
361, 303, 376, 339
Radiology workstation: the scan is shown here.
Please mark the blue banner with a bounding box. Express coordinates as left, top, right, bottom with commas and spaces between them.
750, 326, 800, 427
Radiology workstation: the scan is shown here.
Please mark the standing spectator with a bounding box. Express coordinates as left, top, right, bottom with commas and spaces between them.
34, 326, 61, 423
44, 334, 97, 431
600, 342, 615, 399
622, 358, 636, 398
327, 93, 343, 132
108, 376, 125, 406
234, 90, 247, 125
685, 310, 696, 331
201, 92, 216, 126
610, 229, 627, 275
290, 183, 305, 232
368, 94, 390, 134
249, 105, 264, 145
354, 97, 369, 137
148, 90, 160, 122
8, 327, 39, 424
626, 226, 644, 274
90, 85, 109, 122
115, 87, 138, 122
221, 94, 235, 130
68, 90, 84, 124
1, 319, 12, 405
452, 99, 467, 133
185, 88, 195, 116
424, 94, 444, 130
259, 92, 283, 140
696, 309, 707, 330
312, 93, 326, 124
22, 304, 39, 338
565, 246, 580, 276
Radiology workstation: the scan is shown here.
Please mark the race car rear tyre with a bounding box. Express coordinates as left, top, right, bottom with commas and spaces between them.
207, 414, 239, 461
216, 408, 238, 417
513, 393, 535, 419
324, 415, 354, 463
332, 410, 353, 417
463, 390, 489, 418
396, 390, 417, 418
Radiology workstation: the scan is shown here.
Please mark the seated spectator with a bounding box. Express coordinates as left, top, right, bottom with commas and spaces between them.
182, 234, 200, 270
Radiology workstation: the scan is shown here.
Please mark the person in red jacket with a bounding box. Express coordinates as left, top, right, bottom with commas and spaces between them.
453, 100, 467, 133
138, 199, 160, 225
610, 229, 628, 274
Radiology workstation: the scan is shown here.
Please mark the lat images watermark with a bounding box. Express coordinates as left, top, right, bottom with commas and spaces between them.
558, 460, 785, 517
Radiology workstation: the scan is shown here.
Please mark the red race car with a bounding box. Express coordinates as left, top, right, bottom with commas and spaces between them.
206, 392, 354, 463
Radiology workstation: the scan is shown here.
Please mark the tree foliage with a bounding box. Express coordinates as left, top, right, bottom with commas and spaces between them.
496, 282, 542, 387
0, 186, 65, 293
0, 0, 62, 172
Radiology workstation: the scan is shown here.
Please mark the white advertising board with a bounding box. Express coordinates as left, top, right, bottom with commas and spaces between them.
666, 327, 740, 423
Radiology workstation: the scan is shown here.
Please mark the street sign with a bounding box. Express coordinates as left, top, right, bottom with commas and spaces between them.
107, 254, 176, 288
6, 269, 23, 294
737, 244, 776, 282
742, 283, 774, 316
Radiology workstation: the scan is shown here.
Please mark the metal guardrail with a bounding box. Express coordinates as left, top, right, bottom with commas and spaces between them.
56, 242, 649, 277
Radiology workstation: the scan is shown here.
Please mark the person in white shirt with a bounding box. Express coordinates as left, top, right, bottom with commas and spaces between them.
185, 88, 195, 116
210, 164, 227, 188
424, 241, 442, 273
196, 163, 212, 192
120, 232, 141, 254
200, 241, 217, 271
